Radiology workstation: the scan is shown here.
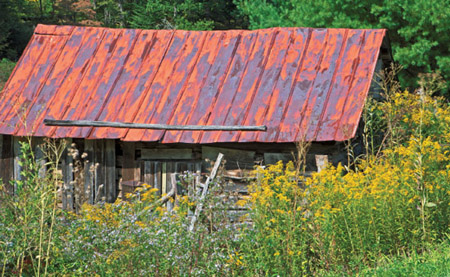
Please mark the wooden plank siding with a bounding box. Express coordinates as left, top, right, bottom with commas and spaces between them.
122, 142, 136, 181
0, 135, 352, 207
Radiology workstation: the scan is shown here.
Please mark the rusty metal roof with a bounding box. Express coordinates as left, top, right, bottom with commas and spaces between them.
0, 24, 385, 143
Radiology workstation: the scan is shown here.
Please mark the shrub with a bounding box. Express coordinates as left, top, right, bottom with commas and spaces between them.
241, 89, 450, 273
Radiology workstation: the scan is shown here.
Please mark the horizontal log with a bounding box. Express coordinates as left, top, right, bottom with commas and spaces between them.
44, 119, 267, 131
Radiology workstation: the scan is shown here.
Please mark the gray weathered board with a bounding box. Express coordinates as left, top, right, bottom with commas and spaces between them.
202, 146, 255, 170
141, 148, 193, 160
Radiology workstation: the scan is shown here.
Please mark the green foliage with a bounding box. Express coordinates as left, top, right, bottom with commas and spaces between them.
0, 0, 248, 61
359, 242, 450, 276
94, 0, 127, 27
129, 0, 214, 30
0, 59, 16, 91
237, 0, 450, 94
128, 0, 247, 30
0, 0, 35, 60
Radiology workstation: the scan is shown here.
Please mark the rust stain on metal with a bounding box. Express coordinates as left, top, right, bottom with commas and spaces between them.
0, 24, 386, 143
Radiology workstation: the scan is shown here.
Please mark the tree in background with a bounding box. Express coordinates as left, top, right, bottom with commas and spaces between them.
0, 0, 35, 60
0, 0, 101, 62
237, 0, 450, 94
54, 0, 100, 26
0, 0, 247, 63
128, 0, 247, 30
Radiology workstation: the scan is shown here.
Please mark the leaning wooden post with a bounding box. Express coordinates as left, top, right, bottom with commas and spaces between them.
189, 153, 224, 232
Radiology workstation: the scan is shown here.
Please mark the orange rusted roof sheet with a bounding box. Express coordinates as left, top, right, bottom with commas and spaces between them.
0, 24, 385, 143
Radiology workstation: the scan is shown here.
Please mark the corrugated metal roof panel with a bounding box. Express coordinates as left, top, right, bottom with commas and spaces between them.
0, 24, 385, 143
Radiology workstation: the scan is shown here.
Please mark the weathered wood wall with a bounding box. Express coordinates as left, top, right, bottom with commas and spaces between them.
0, 134, 351, 208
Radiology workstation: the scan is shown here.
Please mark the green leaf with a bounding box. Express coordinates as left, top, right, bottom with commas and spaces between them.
425, 202, 437, 207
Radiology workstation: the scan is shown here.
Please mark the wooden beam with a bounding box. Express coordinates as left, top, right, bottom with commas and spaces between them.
44, 119, 267, 131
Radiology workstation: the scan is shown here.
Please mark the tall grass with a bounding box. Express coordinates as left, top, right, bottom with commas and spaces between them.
0, 138, 66, 276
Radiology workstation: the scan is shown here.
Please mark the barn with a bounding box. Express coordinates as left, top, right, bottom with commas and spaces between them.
0, 24, 392, 210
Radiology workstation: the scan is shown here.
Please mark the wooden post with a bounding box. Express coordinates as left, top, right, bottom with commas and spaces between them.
154, 162, 162, 195
13, 137, 22, 185
143, 161, 154, 187
134, 160, 141, 182
122, 142, 135, 181
94, 140, 105, 202
315, 155, 329, 172
12, 136, 24, 197
105, 139, 116, 202
34, 138, 46, 178
62, 139, 73, 211
84, 139, 94, 204
0, 135, 14, 194
166, 162, 173, 210
162, 162, 167, 196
